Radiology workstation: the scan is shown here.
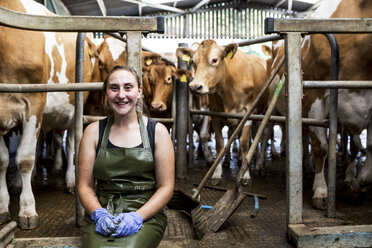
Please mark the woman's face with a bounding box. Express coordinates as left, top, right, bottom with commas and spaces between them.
106, 69, 141, 116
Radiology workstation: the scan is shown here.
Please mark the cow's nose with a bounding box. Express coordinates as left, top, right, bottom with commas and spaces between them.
151, 102, 166, 111
189, 84, 203, 93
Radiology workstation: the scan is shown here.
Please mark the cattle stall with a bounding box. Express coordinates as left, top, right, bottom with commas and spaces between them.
1, 2, 372, 248
264, 18, 372, 246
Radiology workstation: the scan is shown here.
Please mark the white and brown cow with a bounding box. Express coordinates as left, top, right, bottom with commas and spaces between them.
176, 39, 269, 185
266, 0, 372, 209
0, 0, 94, 229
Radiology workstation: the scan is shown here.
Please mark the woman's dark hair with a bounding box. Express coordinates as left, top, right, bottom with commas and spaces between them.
102, 65, 141, 114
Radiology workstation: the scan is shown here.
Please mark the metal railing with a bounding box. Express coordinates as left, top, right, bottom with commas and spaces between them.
0, 5, 164, 227
266, 17, 372, 247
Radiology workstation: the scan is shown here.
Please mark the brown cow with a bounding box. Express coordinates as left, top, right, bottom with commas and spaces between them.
0, 0, 95, 229
176, 39, 269, 185
265, 0, 372, 209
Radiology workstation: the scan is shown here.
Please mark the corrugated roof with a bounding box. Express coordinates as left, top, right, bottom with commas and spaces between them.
56, 0, 318, 17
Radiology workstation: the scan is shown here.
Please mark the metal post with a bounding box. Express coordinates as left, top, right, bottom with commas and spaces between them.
187, 60, 194, 167
126, 31, 143, 113
285, 32, 303, 226
171, 75, 177, 144
188, 90, 194, 166
176, 43, 189, 179
324, 34, 339, 218
74, 32, 85, 227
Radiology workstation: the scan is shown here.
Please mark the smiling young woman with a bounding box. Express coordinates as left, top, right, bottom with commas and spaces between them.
78, 65, 175, 248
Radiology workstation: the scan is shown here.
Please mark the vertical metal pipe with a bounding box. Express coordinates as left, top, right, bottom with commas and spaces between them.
188, 90, 194, 167
285, 32, 303, 227
74, 32, 85, 227
126, 31, 142, 113
176, 43, 189, 179
171, 74, 177, 144
324, 33, 339, 218
184, 15, 188, 38
187, 60, 194, 167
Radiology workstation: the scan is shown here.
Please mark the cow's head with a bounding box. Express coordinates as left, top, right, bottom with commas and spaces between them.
176, 39, 238, 95
94, 36, 127, 81
142, 64, 191, 113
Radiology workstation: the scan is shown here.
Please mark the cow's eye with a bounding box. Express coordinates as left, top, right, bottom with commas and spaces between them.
211, 58, 218, 64
166, 76, 172, 83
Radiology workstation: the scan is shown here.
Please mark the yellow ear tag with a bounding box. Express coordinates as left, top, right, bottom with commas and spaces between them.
226, 50, 233, 59
182, 54, 190, 62
145, 58, 152, 66
180, 74, 187, 82
265, 50, 270, 56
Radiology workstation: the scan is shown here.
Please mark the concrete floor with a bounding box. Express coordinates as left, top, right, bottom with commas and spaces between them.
2, 136, 372, 247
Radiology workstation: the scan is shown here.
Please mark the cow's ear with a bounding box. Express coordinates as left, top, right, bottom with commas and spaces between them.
176, 48, 194, 63
142, 51, 162, 67
85, 37, 98, 59
223, 43, 238, 59
262, 45, 272, 57
174, 69, 192, 83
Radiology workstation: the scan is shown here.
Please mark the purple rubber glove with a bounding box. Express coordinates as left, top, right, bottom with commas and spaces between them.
111, 212, 143, 237
91, 208, 117, 237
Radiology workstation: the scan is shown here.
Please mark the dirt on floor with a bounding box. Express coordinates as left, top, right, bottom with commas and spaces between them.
2, 147, 372, 248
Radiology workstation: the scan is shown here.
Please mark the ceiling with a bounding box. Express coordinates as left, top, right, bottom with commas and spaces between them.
51, 0, 319, 17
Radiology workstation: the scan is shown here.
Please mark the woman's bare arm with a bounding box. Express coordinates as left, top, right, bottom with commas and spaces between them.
77, 122, 102, 215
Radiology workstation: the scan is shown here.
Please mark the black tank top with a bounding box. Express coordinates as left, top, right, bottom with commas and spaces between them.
96, 117, 157, 157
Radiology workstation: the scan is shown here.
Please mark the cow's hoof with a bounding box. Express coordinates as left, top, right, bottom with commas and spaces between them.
0, 212, 10, 224
18, 215, 39, 229
52, 167, 63, 175
253, 168, 266, 178
64, 186, 75, 194
241, 178, 252, 186
280, 150, 286, 157
222, 160, 230, 168
210, 178, 221, 186
206, 159, 214, 166
311, 197, 327, 210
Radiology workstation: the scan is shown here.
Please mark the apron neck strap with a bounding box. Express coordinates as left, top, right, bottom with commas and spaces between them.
137, 114, 151, 149
101, 114, 151, 149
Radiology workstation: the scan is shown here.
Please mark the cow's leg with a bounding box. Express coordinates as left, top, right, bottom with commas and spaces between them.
280, 124, 286, 157
0, 137, 10, 224
222, 127, 233, 167
240, 121, 252, 186
340, 127, 350, 166
254, 122, 273, 177
352, 121, 372, 193
65, 128, 75, 192
303, 128, 314, 179
345, 132, 362, 184
352, 133, 366, 155
16, 117, 40, 229
270, 125, 280, 159
309, 127, 328, 210
210, 117, 224, 185
52, 130, 64, 175
199, 115, 213, 165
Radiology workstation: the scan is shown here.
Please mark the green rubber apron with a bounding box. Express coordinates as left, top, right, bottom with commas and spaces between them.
83, 115, 167, 248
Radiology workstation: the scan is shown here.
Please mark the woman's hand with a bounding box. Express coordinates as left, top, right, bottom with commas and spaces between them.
91, 208, 117, 236
111, 212, 143, 237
